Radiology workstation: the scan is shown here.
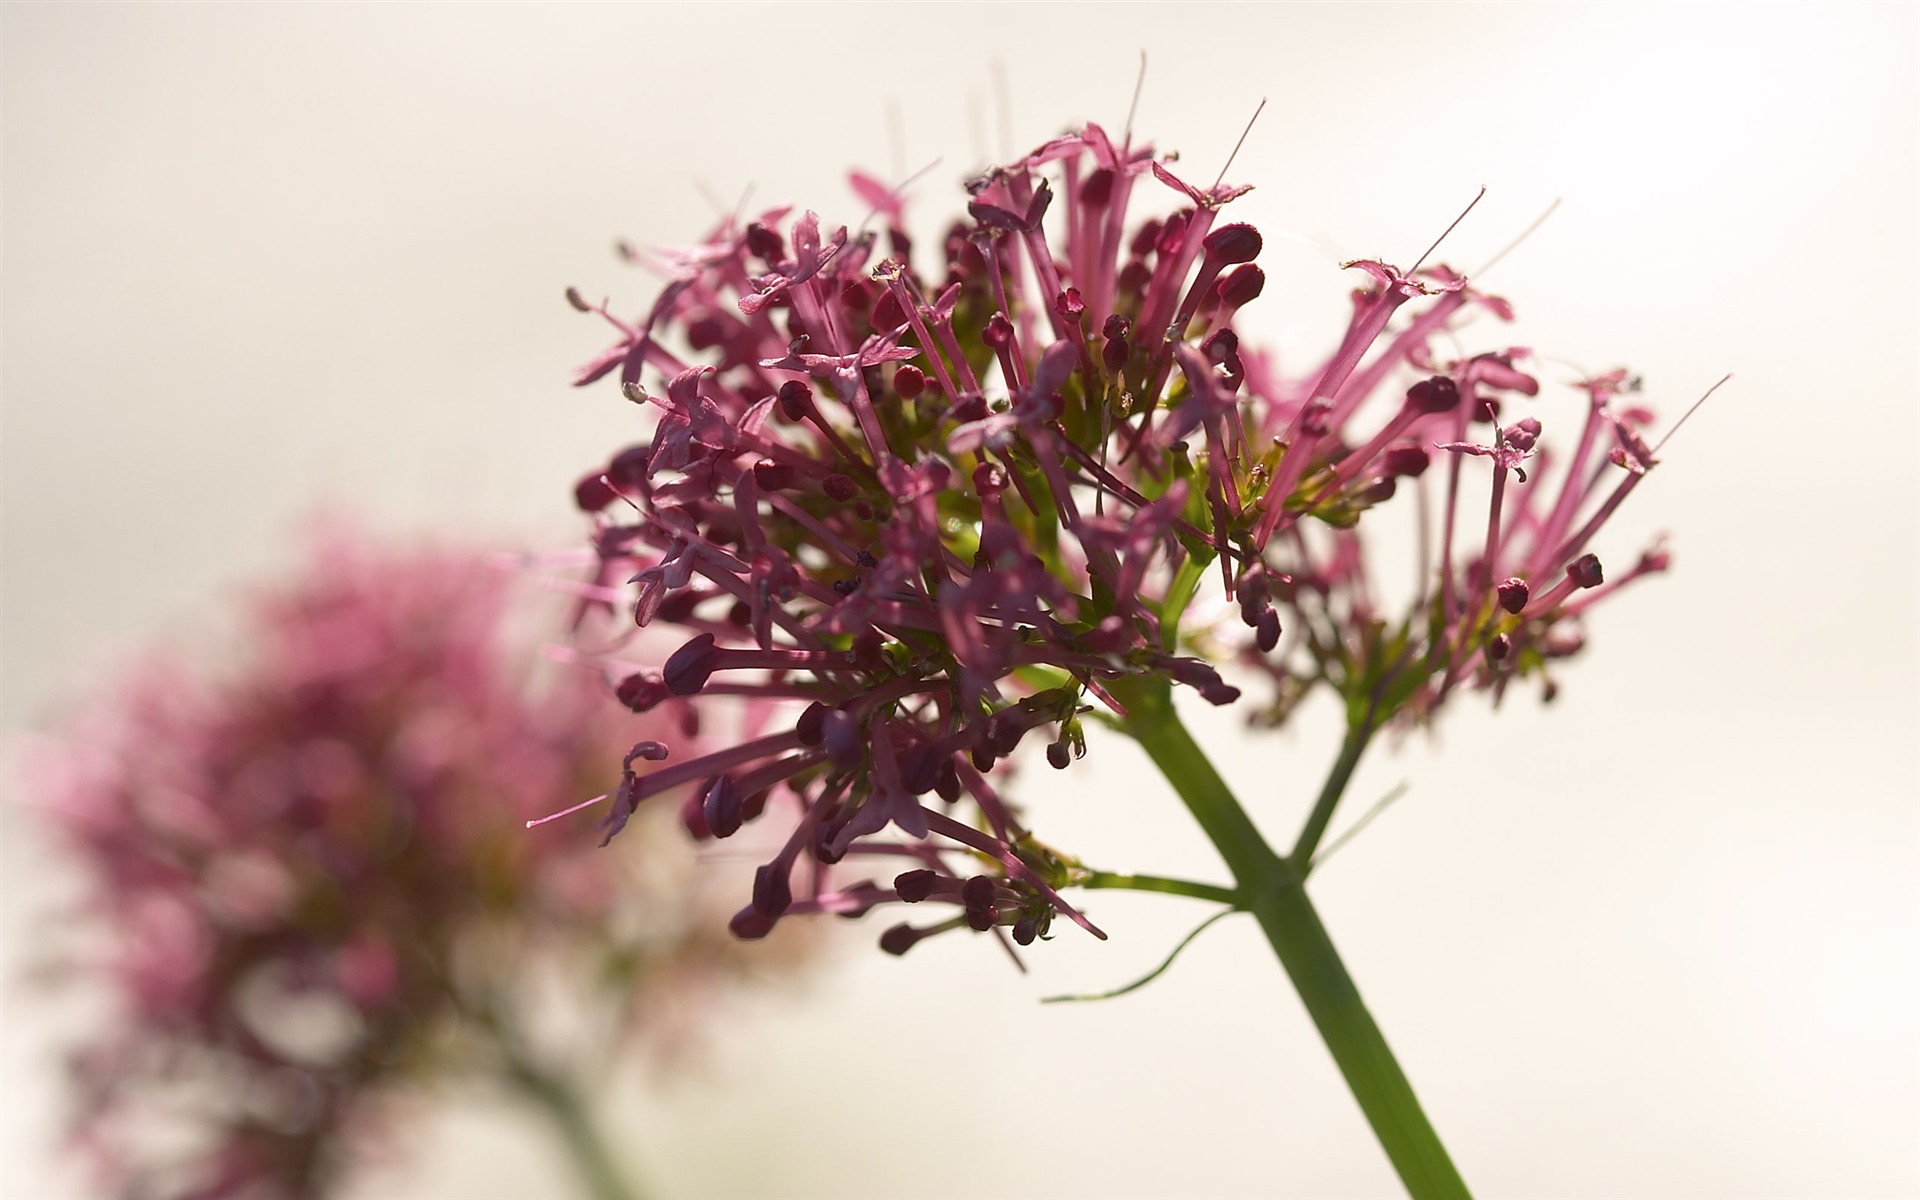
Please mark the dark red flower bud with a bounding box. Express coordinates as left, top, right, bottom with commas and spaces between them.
702, 775, 744, 839
745, 222, 784, 262
1079, 168, 1114, 205
823, 473, 859, 502
776, 379, 813, 421
663, 633, 718, 695
1202, 222, 1262, 264
729, 907, 777, 940
1358, 476, 1398, 506
1218, 263, 1265, 309
1567, 553, 1604, 589
794, 701, 828, 746
1382, 443, 1431, 478
1487, 632, 1513, 662
1129, 219, 1163, 257
892, 364, 926, 400
574, 472, 618, 512
1257, 608, 1282, 652
752, 459, 796, 491
879, 923, 923, 956
1054, 288, 1086, 322
1496, 578, 1530, 614
1408, 376, 1460, 413
894, 869, 938, 903
687, 317, 725, 352
1046, 741, 1070, 770
962, 875, 1000, 931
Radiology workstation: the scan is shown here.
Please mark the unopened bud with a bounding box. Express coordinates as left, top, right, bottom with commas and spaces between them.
776, 379, 813, 421
1382, 443, 1431, 478
1217, 263, 1266, 309
894, 869, 939, 903
1496, 578, 1530, 614
1202, 222, 1262, 264
1408, 376, 1460, 413
1567, 553, 1604, 589
729, 907, 777, 940
662, 633, 718, 695
752, 459, 796, 490
879, 923, 924, 956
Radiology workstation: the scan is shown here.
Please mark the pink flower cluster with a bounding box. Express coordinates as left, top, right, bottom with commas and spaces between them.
563, 121, 1672, 957
31, 532, 775, 1200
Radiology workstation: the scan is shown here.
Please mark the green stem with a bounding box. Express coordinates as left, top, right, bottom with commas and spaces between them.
1110, 676, 1470, 1200
505, 1056, 641, 1200
1079, 870, 1241, 907
1290, 714, 1375, 872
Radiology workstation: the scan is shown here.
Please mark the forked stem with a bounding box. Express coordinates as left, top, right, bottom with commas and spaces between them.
1109, 675, 1470, 1200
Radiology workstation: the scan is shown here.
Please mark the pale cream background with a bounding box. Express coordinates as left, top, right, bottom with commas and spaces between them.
4, 3, 1915, 1198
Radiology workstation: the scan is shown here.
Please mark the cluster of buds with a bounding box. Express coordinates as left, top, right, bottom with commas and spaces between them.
29, 532, 788, 1200
560, 119, 1672, 958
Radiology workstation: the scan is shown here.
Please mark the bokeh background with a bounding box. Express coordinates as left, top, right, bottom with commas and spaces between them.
4, 3, 1915, 1197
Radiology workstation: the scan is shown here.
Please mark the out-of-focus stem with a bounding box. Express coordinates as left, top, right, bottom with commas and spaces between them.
506, 1056, 641, 1200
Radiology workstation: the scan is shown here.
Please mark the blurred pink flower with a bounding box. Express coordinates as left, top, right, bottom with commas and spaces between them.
27, 528, 798, 1200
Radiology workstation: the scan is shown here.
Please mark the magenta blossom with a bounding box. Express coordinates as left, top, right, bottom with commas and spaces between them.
27, 529, 803, 1200
558, 119, 1677, 963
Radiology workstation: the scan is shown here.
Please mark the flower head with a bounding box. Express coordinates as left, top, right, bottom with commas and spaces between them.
562, 119, 1674, 955
27, 528, 792, 1199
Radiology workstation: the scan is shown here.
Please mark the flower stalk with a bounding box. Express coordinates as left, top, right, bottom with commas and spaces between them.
504, 1053, 641, 1200
1112, 674, 1469, 1199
